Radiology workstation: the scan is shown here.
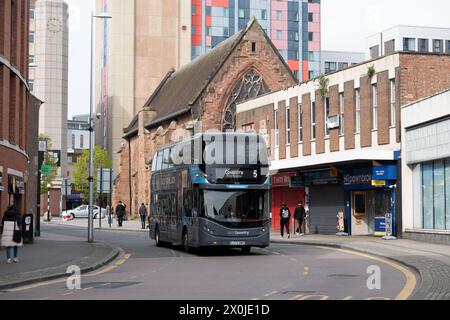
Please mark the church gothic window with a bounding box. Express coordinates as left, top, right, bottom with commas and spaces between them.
222, 69, 269, 130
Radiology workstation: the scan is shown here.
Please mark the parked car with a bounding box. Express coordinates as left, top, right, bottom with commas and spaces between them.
61, 205, 106, 220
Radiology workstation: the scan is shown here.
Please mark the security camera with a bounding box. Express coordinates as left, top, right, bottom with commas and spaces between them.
96, 113, 102, 119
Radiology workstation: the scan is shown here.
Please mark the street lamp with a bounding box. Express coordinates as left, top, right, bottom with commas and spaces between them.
88, 11, 112, 243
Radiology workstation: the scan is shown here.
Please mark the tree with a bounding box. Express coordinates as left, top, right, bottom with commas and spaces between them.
39, 134, 58, 194
73, 146, 112, 199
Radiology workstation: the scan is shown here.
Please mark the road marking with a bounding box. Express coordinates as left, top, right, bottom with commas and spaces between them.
290, 258, 298, 262
115, 254, 131, 266
250, 298, 260, 301
289, 294, 304, 300
342, 296, 353, 300
271, 252, 281, 255
5, 252, 132, 293
62, 292, 74, 296
317, 246, 417, 301
366, 297, 390, 300
298, 295, 329, 300
36, 297, 52, 301
100, 283, 111, 287
130, 276, 137, 280
263, 291, 278, 298
83, 287, 94, 291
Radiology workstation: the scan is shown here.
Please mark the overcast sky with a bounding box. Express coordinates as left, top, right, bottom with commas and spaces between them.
64, 0, 450, 118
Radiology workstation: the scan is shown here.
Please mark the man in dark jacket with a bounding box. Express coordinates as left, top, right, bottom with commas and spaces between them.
279, 203, 291, 239
1, 205, 22, 263
139, 203, 147, 229
115, 201, 126, 227
294, 202, 306, 236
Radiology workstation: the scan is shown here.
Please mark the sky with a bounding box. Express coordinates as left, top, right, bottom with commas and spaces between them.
64, 0, 450, 118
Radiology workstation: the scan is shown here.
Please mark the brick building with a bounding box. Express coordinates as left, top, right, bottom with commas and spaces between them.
113, 19, 297, 216
0, 0, 33, 218
237, 52, 450, 237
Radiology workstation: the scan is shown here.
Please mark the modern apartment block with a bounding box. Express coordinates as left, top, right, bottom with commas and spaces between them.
95, 0, 320, 173
30, 0, 69, 179
191, 0, 321, 81
367, 25, 450, 59
320, 50, 365, 75
236, 52, 450, 239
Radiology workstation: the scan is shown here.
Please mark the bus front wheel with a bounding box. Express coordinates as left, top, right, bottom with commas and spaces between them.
155, 226, 162, 247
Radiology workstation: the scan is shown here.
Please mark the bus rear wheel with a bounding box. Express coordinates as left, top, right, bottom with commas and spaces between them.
241, 246, 251, 254
182, 230, 190, 253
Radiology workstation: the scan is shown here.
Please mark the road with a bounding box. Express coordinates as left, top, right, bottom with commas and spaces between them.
0, 225, 414, 300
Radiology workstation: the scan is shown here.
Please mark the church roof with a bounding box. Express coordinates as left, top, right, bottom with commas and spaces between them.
124, 18, 296, 139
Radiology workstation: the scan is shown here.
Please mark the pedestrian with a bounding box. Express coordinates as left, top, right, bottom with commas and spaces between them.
139, 203, 147, 229
279, 202, 291, 239
294, 201, 306, 236
116, 201, 126, 227
1, 205, 23, 264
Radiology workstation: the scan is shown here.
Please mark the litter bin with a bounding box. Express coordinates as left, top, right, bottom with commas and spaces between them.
22, 213, 34, 244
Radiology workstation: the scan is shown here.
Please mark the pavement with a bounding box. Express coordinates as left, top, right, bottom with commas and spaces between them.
48, 217, 148, 233
271, 233, 450, 300
0, 222, 120, 290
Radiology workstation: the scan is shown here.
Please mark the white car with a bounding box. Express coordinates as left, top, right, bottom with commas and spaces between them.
61, 205, 106, 220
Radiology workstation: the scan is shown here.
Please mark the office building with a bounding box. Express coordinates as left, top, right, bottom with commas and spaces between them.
320, 50, 365, 75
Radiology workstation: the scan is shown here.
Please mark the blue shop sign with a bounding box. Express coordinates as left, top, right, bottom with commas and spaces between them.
372, 166, 397, 180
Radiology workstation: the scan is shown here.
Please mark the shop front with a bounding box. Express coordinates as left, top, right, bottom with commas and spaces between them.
7, 170, 26, 213
343, 165, 397, 236
270, 172, 305, 232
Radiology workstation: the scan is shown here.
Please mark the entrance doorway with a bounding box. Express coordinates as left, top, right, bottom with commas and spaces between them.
352, 191, 368, 235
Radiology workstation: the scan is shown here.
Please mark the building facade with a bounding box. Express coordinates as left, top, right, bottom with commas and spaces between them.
367, 25, 450, 59
95, 0, 320, 174
113, 19, 297, 217
0, 0, 32, 217
402, 89, 450, 245
320, 50, 365, 75
237, 52, 450, 237
30, 0, 69, 180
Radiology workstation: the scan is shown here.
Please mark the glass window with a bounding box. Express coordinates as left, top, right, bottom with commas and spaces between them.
370, 45, 380, 58
156, 152, 163, 171
72, 134, 75, 149
238, 9, 245, 18
324, 97, 330, 137
446, 40, 450, 54
28, 79, 34, 92
276, 10, 282, 20
418, 39, 429, 53
355, 89, 361, 133
29, 31, 35, 43
324, 61, 336, 74
372, 85, 378, 130
298, 104, 303, 143
390, 80, 396, 127
446, 160, 450, 230
286, 106, 291, 145
276, 30, 282, 40
311, 101, 316, 140
308, 32, 314, 41
261, 9, 267, 20
433, 39, 443, 53
422, 162, 435, 229
339, 93, 345, 135
192, 5, 196, 15
274, 109, 279, 148
434, 160, 445, 230
403, 38, 415, 51
308, 12, 313, 22
29, 7, 35, 19
80, 135, 84, 149
162, 148, 170, 170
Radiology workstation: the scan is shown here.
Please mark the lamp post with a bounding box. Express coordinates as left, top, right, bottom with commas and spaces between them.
88, 11, 112, 243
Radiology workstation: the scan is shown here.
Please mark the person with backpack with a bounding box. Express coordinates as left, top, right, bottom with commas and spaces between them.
280, 203, 291, 239
1, 205, 23, 264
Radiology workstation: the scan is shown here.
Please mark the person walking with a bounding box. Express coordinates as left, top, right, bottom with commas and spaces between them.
279, 203, 291, 239
294, 201, 306, 236
139, 203, 147, 229
116, 201, 126, 227
1, 205, 23, 264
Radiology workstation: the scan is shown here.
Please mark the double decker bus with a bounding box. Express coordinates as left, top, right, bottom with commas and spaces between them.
149, 132, 270, 253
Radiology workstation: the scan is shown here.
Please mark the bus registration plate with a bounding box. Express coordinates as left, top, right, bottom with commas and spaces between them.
230, 241, 246, 246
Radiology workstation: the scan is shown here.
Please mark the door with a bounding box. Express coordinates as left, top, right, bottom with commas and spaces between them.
352, 191, 369, 235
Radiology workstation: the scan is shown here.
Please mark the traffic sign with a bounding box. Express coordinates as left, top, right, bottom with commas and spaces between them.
41, 164, 52, 175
